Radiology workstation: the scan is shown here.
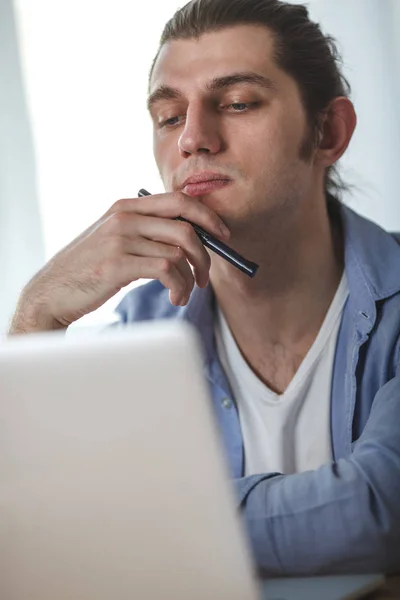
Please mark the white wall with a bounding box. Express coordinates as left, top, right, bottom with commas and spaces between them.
0, 0, 45, 333
303, 0, 400, 231
391, 0, 400, 88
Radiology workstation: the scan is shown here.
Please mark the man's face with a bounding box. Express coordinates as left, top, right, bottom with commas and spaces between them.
148, 25, 317, 235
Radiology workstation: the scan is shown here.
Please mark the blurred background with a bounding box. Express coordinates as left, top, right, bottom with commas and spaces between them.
1, 0, 400, 333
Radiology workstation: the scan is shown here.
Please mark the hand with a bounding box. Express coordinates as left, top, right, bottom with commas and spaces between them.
9, 192, 230, 333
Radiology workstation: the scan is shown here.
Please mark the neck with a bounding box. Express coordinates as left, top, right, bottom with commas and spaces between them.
210, 194, 344, 352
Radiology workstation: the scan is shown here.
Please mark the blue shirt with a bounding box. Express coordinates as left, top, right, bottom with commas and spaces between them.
116, 204, 400, 576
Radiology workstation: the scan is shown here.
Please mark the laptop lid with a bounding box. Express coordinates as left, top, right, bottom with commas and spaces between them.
0, 322, 260, 600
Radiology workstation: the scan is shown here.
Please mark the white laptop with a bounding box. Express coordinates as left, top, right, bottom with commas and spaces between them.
0, 322, 384, 600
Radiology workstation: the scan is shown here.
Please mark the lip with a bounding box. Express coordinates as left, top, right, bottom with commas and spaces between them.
182, 179, 232, 197
180, 171, 232, 197
180, 171, 231, 188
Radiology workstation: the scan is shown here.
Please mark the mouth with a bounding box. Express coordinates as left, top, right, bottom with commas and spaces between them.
182, 179, 232, 197
181, 175, 232, 197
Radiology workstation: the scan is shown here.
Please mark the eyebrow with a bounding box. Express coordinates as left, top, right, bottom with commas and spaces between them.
147, 71, 277, 112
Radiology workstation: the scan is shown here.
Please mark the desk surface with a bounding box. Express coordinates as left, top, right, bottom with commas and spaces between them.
370, 576, 400, 599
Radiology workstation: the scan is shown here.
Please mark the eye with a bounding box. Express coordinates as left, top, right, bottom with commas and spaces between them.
229, 103, 250, 111
159, 116, 182, 128
226, 102, 258, 112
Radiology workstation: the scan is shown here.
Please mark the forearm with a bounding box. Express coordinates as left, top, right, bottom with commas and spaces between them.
234, 376, 400, 575
236, 462, 393, 575
8, 291, 65, 335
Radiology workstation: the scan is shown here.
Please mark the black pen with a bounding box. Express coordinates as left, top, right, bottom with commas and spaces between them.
137, 188, 259, 278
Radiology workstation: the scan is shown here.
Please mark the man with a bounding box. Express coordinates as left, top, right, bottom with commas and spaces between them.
10, 0, 400, 576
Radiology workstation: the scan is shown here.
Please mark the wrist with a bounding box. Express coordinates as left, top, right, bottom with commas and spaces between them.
8, 295, 66, 335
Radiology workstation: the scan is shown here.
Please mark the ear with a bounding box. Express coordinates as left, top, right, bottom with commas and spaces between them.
315, 97, 357, 167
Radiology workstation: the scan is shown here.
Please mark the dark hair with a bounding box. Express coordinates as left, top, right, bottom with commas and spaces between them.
149, 0, 352, 206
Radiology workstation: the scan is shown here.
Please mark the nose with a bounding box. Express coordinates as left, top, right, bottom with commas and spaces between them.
178, 105, 222, 157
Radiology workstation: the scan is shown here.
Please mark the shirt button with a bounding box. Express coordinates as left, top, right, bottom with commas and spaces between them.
221, 397, 232, 409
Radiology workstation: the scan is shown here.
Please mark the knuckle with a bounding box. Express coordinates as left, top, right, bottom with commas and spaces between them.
111, 198, 128, 212
105, 211, 129, 235
178, 220, 196, 242
172, 246, 185, 262
158, 258, 174, 275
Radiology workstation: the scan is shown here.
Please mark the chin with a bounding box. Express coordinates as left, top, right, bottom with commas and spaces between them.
201, 190, 245, 218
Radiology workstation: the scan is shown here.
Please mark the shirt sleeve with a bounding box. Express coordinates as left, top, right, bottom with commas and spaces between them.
233, 370, 400, 575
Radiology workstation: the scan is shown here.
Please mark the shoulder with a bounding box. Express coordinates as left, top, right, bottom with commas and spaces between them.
340, 205, 400, 300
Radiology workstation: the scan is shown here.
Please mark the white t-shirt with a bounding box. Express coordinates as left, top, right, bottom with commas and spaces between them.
214, 273, 349, 476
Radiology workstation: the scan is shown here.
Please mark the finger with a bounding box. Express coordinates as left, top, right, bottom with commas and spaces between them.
114, 255, 189, 307
107, 192, 230, 241
131, 217, 211, 289
103, 214, 211, 289
121, 237, 195, 302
